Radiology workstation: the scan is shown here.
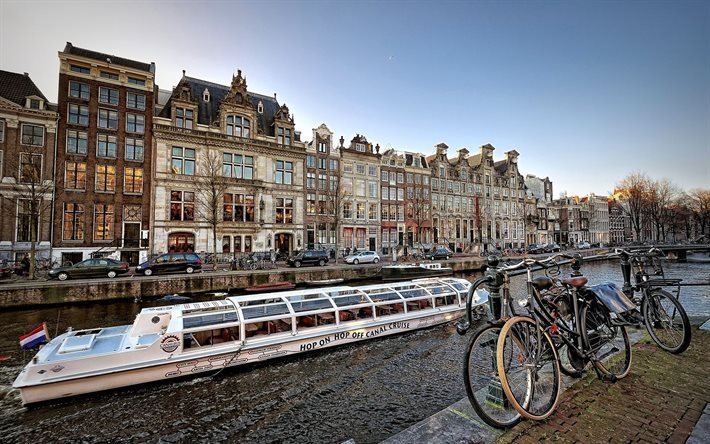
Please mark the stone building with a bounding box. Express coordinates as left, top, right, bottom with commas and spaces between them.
153, 70, 305, 257
584, 193, 610, 246
403, 151, 432, 249
338, 134, 380, 253
303, 124, 340, 252
380, 148, 405, 255
52, 43, 155, 265
0, 70, 58, 261
524, 174, 554, 245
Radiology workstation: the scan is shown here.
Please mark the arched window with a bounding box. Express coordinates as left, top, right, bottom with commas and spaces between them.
226, 115, 250, 138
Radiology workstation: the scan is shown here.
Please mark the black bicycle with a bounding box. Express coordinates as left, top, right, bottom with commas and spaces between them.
610, 247, 691, 354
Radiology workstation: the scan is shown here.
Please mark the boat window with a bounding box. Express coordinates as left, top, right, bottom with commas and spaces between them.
184, 326, 239, 349
183, 311, 239, 329
241, 302, 290, 320
399, 288, 429, 298
363, 290, 402, 302
295, 312, 335, 330
245, 317, 293, 338
374, 301, 404, 317
290, 299, 332, 313
331, 295, 369, 307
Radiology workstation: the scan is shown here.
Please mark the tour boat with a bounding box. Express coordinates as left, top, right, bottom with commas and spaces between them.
13, 277, 486, 406
380, 262, 453, 281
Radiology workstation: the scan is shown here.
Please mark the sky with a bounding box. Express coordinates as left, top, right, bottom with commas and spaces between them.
1, 0, 708, 197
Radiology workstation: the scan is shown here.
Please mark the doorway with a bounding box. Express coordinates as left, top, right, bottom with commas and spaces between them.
275, 233, 291, 256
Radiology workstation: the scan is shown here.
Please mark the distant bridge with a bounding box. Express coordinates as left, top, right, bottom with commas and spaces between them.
653, 244, 710, 262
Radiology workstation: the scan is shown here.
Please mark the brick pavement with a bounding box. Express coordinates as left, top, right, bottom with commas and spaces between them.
498, 330, 710, 444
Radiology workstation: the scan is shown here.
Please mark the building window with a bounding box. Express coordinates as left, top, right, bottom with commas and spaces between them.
168, 232, 195, 253
381, 171, 388, 181
226, 115, 250, 138
275, 160, 293, 185
306, 155, 315, 168
171, 147, 195, 175
306, 172, 315, 189
318, 195, 327, 215
99, 87, 119, 105
369, 203, 377, 220
170, 191, 195, 221
356, 202, 365, 220
175, 107, 193, 129
94, 204, 114, 241
222, 193, 255, 222
257, 101, 263, 114
318, 142, 327, 153
343, 202, 352, 219
16, 199, 38, 242
222, 153, 253, 179
368, 165, 376, 176
126, 113, 145, 133
306, 193, 316, 215
68, 104, 89, 126
98, 108, 118, 129
344, 163, 353, 174
356, 164, 365, 175
64, 161, 86, 190
70, 65, 90, 74
96, 134, 117, 158
95, 165, 116, 192
368, 181, 377, 198
318, 157, 327, 170
20, 153, 41, 183
355, 143, 366, 152
127, 92, 146, 110
330, 159, 338, 171
278, 127, 291, 145
100, 71, 119, 80
69, 81, 90, 99
124, 167, 143, 194
63, 203, 84, 240
275, 198, 294, 224
66, 130, 88, 154
319, 174, 327, 190
127, 77, 145, 86
125, 137, 144, 161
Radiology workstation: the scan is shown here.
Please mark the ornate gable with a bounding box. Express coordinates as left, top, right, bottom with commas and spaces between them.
274, 103, 294, 125
223, 69, 250, 107
171, 77, 197, 104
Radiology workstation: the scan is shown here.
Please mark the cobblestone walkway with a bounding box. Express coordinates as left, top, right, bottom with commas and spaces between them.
498, 330, 710, 444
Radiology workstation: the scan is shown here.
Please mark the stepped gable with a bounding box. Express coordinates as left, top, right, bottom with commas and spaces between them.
0, 70, 49, 106
63, 42, 153, 72
159, 74, 281, 137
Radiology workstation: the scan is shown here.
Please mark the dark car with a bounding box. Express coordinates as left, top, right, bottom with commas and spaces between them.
48, 258, 130, 281
135, 253, 203, 276
544, 243, 561, 253
287, 250, 329, 268
428, 247, 453, 260
527, 243, 545, 254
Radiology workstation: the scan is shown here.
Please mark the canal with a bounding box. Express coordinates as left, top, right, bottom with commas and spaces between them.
0, 260, 707, 443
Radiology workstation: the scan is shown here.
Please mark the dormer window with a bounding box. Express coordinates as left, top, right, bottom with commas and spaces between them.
257, 101, 263, 114
175, 107, 194, 129
30, 99, 41, 109
277, 127, 291, 145
203, 89, 210, 102
26, 97, 43, 109
226, 115, 250, 138
355, 143, 366, 152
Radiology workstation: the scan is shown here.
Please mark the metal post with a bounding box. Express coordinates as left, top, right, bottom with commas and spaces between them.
484, 255, 504, 319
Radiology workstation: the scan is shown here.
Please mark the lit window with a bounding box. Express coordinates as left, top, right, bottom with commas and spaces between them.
275, 198, 294, 224
63, 203, 84, 240
170, 191, 195, 221
124, 167, 143, 193
223, 194, 255, 222
94, 204, 114, 241
64, 161, 86, 190
95, 165, 116, 192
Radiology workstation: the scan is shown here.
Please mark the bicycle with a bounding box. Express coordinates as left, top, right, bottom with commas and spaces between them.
494, 254, 633, 422
610, 247, 691, 354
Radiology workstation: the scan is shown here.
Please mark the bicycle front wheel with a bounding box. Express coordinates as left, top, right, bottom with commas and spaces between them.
463, 322, 522, 429
581, 302, 631, 379
496, 316, 561, 421
642, 289, 691, 354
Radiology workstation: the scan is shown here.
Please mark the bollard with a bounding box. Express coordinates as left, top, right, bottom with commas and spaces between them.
484, 255, 504, 319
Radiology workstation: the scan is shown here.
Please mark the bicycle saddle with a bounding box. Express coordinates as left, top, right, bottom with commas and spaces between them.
531, 276, 554, 290
562, 276, 588, 288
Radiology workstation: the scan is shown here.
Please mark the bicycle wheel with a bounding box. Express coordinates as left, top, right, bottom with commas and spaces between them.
581, 301, 631, 380
642, 289, 691, 354
463, 322, 522, 429
497, 316, 561, 421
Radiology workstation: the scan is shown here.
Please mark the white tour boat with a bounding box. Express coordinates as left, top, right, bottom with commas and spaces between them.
13, 277, 486, 405
380, 262, 453, 281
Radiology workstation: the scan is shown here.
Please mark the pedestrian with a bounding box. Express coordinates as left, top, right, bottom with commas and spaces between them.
270, 249, 276, 266
20, 254, 30, 276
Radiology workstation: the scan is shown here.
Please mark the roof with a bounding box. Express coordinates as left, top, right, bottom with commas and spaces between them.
63, 42, 154, 73
0, 70, 49, 106
158, 75, 281, 136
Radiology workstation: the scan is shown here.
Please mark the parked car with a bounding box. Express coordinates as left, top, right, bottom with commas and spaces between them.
527, 243, 545, 254
577, 241, 591, 249
428, 247, 453, 260
48, 258, 130, 281
287, 249, 329, 268
544, 243, 561, 253
135, 252, 203, 276
344, 250, 380, 265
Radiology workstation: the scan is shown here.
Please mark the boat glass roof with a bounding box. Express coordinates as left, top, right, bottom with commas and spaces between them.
241, 302, 291, 319
183, 311, 239, 329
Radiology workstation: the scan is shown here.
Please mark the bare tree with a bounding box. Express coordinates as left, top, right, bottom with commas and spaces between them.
407, 189, 430, 250
687, 188, 710, 239
1, 152, 54, 279
646, 179, 678, 242
192, 147, 230, 269
324, 170, 351, 264
616, 172, 652, 242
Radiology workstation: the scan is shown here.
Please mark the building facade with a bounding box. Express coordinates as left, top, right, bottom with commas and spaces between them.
152, 70, 305, 257
0, 71, 58, 262
403, 151, 432, 249
52, 43, 155, 265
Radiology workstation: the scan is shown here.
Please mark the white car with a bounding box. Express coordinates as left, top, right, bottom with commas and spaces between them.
344, 251, 380, 264
577, 241, 591, 249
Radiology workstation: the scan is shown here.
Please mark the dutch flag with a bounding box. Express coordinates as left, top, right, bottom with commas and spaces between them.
19, 323, 49, 350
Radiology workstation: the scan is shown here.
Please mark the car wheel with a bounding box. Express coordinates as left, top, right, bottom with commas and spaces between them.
373, 258, 380, 264
143, 268, 153, 276
58, 272, 69, 281
107, 270, 117, 278
186, 266, 195, 274
354, 259, 359, 265
295, 261, 302, 268
318, 259, 326, 267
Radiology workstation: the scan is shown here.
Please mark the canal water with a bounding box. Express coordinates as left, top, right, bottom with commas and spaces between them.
0, 260, 707, 443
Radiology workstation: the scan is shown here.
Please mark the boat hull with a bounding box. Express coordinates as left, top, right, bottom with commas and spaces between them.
381, 266, 453, 281
16, 308, 462, 405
